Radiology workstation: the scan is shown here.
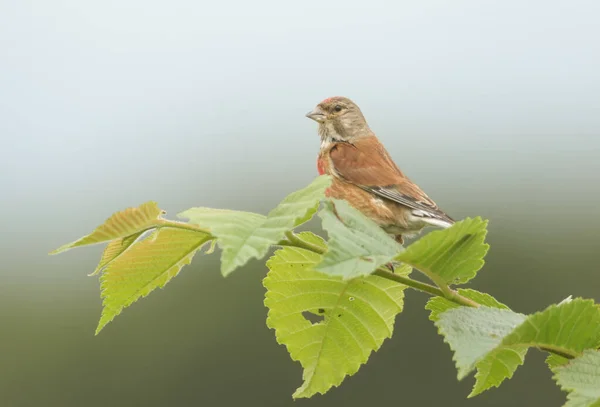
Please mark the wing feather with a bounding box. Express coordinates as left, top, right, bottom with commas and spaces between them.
328, 137, 454, 225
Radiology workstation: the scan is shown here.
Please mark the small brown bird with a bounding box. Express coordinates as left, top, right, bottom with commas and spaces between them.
306, 96, 454, 244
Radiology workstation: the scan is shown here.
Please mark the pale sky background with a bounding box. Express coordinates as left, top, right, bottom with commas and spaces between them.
1, 1, 599, 406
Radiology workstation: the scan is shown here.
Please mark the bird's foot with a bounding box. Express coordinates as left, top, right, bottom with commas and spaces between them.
385, 261, 403, 272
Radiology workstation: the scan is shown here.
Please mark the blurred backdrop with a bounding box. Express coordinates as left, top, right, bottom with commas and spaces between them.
1, 1, 599, 406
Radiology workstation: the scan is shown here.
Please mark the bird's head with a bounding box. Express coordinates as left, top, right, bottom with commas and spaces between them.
306, 96, 371, 142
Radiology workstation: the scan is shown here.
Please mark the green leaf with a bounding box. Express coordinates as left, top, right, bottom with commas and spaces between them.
178, 208, 266, 275
88, 232, 144, 276
547, 354, 571, 370
554, 350, 600, 407
96, 228, 212, 334
316, 199, 400, 279
426, 289, 509, 322
179, 175, 331, 276
426, 289, 522, 397
469, 345, 528, 397
295, 231, 327, 249
436, 306, 527, 380
50, 201, 163, 254
396, 217, 489, 285
501, 299, 600, 353
456, 289, 510, 310
435, 299, 600, 397
264, 236, 407, 398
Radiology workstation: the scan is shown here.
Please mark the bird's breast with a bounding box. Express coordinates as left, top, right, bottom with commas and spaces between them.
317, 147, 343, 179
317, 157, 327, 175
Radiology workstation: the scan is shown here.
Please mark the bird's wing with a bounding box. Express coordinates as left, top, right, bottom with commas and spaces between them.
328, 136, 454, 225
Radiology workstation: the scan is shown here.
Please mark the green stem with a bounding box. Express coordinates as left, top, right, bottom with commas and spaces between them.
155, 219, 212, 234
283, 231, 326, 254
372, 269, 444, 297
373, 269, 480, 308
421, 270, 481, 308
444, 289, 481, 308
534, 345, 578, 360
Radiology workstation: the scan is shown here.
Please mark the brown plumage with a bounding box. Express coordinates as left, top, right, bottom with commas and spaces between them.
307, 96, 454, 243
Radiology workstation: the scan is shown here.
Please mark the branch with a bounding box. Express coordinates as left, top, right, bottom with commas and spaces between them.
373, 269, 479, 308
373, 269, 445, 297
280, 232, 573, 360
279, 232, 479, 308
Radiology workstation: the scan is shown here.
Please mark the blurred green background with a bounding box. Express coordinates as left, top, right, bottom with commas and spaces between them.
2, 1, 599, 406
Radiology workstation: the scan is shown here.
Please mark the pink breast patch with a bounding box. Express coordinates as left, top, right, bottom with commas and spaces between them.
317, 157, 326, 175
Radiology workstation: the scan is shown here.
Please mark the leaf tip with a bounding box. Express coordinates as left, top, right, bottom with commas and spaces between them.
49, 244, 71, 255
220, 262, 236, 277
95, 319, 109, 335
467, 389, 482, 398
175, 209, 191, 221
558, 295, 573, 305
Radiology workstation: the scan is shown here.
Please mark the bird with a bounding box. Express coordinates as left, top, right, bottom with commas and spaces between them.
306, 96, 454, 245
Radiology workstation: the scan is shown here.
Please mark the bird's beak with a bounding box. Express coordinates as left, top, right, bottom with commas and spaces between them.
306, 106, 326, 123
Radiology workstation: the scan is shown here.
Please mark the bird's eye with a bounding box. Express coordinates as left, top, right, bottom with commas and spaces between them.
334, 105, 343, 112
